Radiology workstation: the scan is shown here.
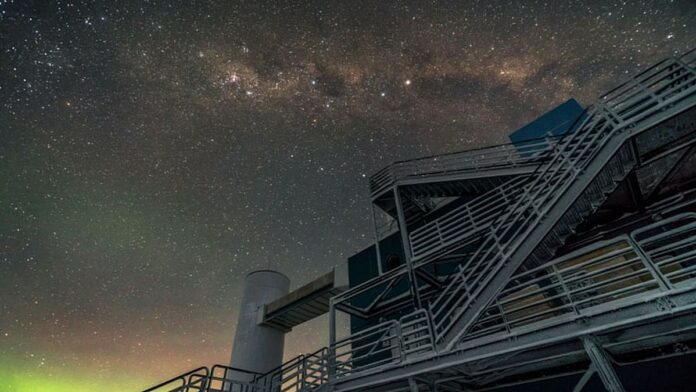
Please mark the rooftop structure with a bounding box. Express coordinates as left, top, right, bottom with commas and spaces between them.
144, 48, 696, 392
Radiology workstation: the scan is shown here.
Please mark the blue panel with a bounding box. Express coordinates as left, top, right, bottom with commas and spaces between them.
346, 232, 411, 368
508, 99, 584, 144
347, 232, 409, 331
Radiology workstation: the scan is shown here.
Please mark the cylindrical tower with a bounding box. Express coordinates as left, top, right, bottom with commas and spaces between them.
228, 270, 290, 383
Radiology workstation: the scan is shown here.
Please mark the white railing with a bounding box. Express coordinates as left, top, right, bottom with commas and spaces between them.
463, 213, 696, 343
322, 212, 696, 386
409, 176, 531, 261
330, 309, 434, 379
143, 365, 263, 392
369, 137, 558, 197
632, 213, 696, 288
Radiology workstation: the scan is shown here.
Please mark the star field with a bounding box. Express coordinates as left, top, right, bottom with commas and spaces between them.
1, 0, 694, 390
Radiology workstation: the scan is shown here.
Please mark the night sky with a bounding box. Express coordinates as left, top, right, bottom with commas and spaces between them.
1, 1, 694, 390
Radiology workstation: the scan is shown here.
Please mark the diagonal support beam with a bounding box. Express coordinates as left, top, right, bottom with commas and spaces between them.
580, 336, 625, 392
365, 275, 402, 313
416, 269, 443, 290
394, 186, 423, 308
572, 364, 596, 392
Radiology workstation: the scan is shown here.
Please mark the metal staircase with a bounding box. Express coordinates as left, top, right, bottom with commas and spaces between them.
427, 53, 696, 350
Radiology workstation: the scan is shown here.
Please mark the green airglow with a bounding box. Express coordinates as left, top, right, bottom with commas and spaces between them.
0, 360, 147, 392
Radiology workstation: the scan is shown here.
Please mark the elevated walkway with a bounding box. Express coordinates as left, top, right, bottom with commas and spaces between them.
369, 138, 557, 200
261, 265, 349, 332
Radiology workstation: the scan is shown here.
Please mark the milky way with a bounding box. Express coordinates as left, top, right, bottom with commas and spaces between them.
1, 1, 694, 390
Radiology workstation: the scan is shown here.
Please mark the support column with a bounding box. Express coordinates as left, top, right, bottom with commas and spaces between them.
328, 298, 337, 380
581, 336, 625, 392
393, 186, 422, 308
627, 235, 672, 291
371, 204, 384, 275
626, 172, 646, 212
408, 377, 419, 392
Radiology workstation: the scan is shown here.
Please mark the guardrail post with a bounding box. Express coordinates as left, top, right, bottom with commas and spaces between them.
494, 299, 512, 335
424, 308, 437, 353
328, 299, 337, 382
395, 319, 405, 363
298, 355, 306, 391
626, 235, 672, 291
371, 204, 384, 275
551, 263, 580, 315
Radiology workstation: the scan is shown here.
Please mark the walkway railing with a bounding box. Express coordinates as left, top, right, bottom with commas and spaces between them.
369, 137, 558, 198
143, 365, 262, 392
409, 176, 531, 261
142, 366, 211, 392
331, 309, 433, 379
463, 212, 696, 343
254, 348, 329, 392
322, 211, 696, 384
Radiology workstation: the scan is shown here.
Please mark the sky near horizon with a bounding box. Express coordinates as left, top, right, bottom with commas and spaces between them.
1, 0, 695, 390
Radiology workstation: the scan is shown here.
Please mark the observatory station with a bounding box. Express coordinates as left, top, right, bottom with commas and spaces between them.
144, 49, 696, 391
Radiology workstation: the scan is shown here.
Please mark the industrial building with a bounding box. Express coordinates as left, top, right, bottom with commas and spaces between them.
144, 49, 696, 391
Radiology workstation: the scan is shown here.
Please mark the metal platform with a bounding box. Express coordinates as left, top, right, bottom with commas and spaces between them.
261, 266, 349, 332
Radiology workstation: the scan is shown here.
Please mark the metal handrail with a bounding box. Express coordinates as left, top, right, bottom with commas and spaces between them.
369, 136, 559, 197
143, 365, 263, 392
207, 365, 261, 392
409, 176, 531, 261
251, 347, 331, 392
142, 367, 210, 392
325, 211, 695, 381
329, 308, 434, 379
463, 214, 695, 342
